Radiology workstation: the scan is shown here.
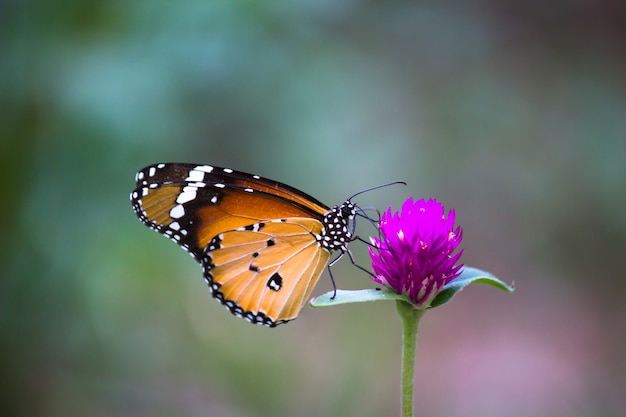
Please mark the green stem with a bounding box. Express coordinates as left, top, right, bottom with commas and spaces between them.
396, 300, 426, 417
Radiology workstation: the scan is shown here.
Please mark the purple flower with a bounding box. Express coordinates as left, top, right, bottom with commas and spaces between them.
369, 198, 464, 308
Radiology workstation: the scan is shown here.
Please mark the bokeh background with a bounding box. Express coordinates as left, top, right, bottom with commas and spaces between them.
2, 1, 625, 416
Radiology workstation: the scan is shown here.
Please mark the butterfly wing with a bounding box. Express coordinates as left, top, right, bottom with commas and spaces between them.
130, 163, 330, 260
202, 218, 330, 326
131, 163, 337, 326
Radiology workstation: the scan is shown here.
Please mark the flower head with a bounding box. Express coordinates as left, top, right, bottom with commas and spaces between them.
369, 198, 464, 308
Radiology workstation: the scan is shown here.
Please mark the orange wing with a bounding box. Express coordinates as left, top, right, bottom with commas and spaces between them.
201, 219, 330, 326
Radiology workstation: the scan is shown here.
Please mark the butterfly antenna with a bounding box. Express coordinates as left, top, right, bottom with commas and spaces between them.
348, 180, 406, 201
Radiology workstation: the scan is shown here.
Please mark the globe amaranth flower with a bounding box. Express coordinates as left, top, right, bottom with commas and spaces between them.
369, 198, 464, 309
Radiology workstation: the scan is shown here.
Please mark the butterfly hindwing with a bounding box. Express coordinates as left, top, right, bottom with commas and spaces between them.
201, 218, 331, 326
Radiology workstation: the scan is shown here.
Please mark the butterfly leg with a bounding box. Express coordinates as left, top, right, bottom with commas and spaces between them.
353, 235, 379, 249
327, 252, 344, 299
344, 248, 376, 278
327, 248, 377, 300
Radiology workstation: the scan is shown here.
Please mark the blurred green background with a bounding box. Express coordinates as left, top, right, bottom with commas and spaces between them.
2, 1, 625, 416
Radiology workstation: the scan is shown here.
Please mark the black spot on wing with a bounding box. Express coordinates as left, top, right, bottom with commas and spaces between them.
267, 272, 283, 291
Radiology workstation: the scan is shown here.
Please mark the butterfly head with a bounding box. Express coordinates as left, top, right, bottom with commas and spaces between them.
318, 201, 357, 252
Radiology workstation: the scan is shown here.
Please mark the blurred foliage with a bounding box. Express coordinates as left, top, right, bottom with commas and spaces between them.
1, 1, 625, 416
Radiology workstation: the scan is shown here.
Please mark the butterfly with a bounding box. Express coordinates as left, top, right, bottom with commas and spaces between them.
130, 163, 388, 327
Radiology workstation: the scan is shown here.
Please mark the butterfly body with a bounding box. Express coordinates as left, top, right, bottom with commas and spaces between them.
130, 163, 358, 327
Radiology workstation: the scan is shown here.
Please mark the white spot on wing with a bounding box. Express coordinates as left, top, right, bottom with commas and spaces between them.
269, 280, 280, 291
214, 183, 225, 188
169, 221, 181, 230
186, 170, 205, 182
170, 205, 185, 219
148, 167, 156, 177
223, 168, 233, 173
176, 187, 197, 204
196, 165, 213, 173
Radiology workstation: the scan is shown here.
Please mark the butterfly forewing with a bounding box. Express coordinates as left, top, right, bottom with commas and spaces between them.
131, 163, 330, 259
135, 163, 329, 214
202, 219, 330, 326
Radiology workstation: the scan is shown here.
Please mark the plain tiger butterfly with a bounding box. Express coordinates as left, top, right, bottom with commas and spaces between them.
130, 163, 396, 327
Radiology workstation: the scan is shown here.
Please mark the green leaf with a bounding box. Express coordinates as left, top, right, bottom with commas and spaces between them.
310, 287, 411, 308
430, 266, 514, 308
309, 266, 513, 309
